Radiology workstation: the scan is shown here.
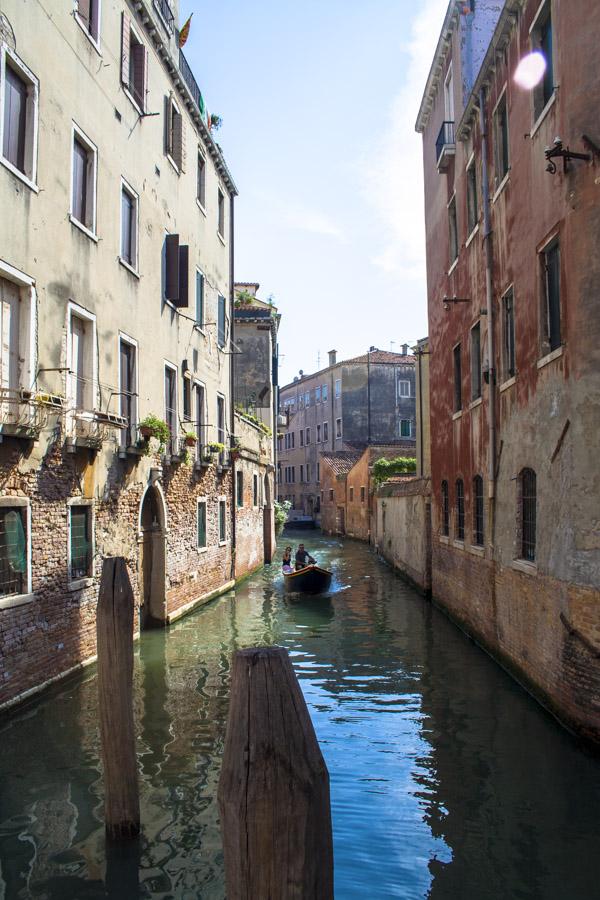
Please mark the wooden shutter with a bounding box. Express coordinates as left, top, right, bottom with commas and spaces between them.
78, 0, 91, 30
131, 42, 146, 111
165, 234, 180, 301
173, 245, 189, 308
121, 12, 131, 87
172, 109, 183, 169
164, 96, 172, 156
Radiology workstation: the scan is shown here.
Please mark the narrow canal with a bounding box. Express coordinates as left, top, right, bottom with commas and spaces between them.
1, 531, 599, 899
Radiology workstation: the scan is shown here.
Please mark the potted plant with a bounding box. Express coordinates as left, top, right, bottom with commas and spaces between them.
184, 430, 198, 447
208, 441, 225, 457
138, 415, 171, 455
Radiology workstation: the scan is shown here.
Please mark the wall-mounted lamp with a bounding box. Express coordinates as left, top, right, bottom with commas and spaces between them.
544, 135, 599, 174
443, 295, 471, 311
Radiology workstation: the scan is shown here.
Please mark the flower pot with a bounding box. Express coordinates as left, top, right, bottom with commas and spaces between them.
184, 436, 197, 447
139, 425, 153, 440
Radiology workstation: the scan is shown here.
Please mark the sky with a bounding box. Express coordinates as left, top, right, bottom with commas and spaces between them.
183, 0, 448, 385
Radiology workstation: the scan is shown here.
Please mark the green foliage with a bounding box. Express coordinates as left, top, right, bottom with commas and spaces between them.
208, 441, 226, 453
234, 290, 254, 307
139, 414, 171, 455
235, 406, 272, 438
184, 430, 197, 442
274, 499, 291, 533
372, 456, 417, 487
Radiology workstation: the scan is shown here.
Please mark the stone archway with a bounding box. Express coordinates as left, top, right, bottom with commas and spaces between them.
263, 473, 275, 563
138, 484, 167, 629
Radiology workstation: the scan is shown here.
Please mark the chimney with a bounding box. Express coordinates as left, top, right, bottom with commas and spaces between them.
402, 343, 409, 356
328, 350, 337, 367
369, 345, 377, 352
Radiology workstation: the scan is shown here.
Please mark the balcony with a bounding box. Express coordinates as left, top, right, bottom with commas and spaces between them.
436, 121, 455, 171
153, 0, 175, 35
179, 49, 205, 119
0, 389, 44, 441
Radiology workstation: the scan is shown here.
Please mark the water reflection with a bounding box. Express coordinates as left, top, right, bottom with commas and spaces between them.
0, 532, 599, 898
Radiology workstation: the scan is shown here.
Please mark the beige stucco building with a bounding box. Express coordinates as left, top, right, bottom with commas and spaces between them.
0, 0, 239, 709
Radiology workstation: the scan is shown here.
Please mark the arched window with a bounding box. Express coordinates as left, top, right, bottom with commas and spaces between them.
520, 468, 536, 561
441, 480, 449, 536
473, 475, 484, 546
455, 479, 465, 541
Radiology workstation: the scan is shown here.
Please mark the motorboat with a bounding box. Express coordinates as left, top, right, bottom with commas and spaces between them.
284, 565, 332, 595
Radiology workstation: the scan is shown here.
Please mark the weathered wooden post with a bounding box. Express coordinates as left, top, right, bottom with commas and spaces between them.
97, 557, 140, 841
218, 646, 334, 900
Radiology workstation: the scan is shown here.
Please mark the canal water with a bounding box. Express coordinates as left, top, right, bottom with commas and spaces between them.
1, 531, 599, 899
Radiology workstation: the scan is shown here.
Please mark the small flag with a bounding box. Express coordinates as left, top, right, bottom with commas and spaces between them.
178, 13, 193, 48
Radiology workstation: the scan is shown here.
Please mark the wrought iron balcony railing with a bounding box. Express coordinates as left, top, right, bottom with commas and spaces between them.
153, 0, 175, 35
435, 120, 455, 170
179, 49, 204, 118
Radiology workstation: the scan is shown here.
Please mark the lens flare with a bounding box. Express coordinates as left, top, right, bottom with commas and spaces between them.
514, 51, 547, 89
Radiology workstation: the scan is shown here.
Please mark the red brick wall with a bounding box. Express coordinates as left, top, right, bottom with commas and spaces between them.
319, 465, 346, 535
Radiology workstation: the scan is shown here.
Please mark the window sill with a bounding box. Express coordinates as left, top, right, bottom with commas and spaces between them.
70, 215, 98, 242
196, 199, 207, 216
194, 324, 206, 334
537, 345, 564, 369
468, 544, 485, 557
0, 592, 35, 611
447, 257, 459, 276
452, 410, 463, 421
218, 540, 228, 547
217, 231, 226, 246
499, 375, 517, 393
468, 396, 483, 411
68, 577, 94, 592
530, 91, 557, 140
439, 534, 450, 544
0, 157, 39, 193
197, 546, 207, 554
465, 224, 479, 248
492, 171, 510, 203
119, 257, 140, 279
74, 14, 102, 55
124, 87, 144, 117
166, 153, 181, 176
511, 559, 537, 576
452, 539, 465, 550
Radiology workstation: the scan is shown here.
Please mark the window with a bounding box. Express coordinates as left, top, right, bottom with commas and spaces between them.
473, 475, 484, 546
323, 422, 329, 442
448, 195, 458, 265
0, 504, 29, 598
300, 430, 304, 447
398, 379, 411, 398
119, 336, 137, 447
336, 418, 342, 438
218, 294, 227, 348
455, 479, 465, 541
120, 180, 138, 271
195, 269, 204, 328
0, 274, 32, 401
71, 125, 97, 236
306, 428, 310, 444
0, 46, 39, 186
197, 149, 206, 208
441, 481, 449, 536
541, 239, 561, 353
253, 474, 258, 506
236, 471, 243, 507
219, 500, 227, 543
317, 424, 321, 442
315, 386, 321, 402
304, 391, 310, 408
164, 364, 177, 455
361, 486, 365, 503
217, 395, 226, 455
322, 384, 328, 402
306, 464, 310, 482
300, 464, 304, 483
329, 489, 334, 501
164, 234, 189, 308
520, 468, 536, 562
291, 432, 295, 449
502, 287, 516, 379
349, 487, 354, 502
471, 322, 481, 401
317, 463, 320, 483
70, 504, 93, 580
334, 379, 341, 399
466, 157, 478, 235
218, 188, 225, 238
493, 91, 509, 186
194, 382, 205, 457
291, 467, 296, 483
182, 374, 191, 421
166, 96, 184, 170
121, 13, 147, 112
531, 1, 554, 120
76, 0, 101, 45
453, 344, 462, 412
400, 419, 412, 438
197, 501, 207, 549
68, 307, 95, 416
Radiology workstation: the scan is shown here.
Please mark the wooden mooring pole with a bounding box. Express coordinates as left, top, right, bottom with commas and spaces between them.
218, 646, 334, 900
97, 557, 140, 841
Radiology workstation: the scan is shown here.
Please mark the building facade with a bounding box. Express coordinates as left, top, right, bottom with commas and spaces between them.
417, 0, 600, 742
277, 348, 416, 520
0, 0, 238, 709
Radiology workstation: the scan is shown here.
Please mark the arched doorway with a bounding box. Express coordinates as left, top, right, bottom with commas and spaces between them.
139, 484, 167, 629
263, 473, 274, 563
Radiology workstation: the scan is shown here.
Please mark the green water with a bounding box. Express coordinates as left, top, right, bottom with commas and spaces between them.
0, 531, 599, 898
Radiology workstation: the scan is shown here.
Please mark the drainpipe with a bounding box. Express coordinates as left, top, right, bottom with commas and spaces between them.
479, 87, 497, 540
418, 348, 423, 477
367, 351, 371, 444
229, 193, 236, 581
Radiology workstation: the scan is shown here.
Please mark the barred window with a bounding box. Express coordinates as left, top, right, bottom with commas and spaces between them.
70, 505, 92, 579
441, 480, 449, 536
520, 468, 536, 561
455, 479, 465, 541
197, 501, 207, 549
473, 475, 484, 546
0, 507, 27, 597
219, 500, 226, 543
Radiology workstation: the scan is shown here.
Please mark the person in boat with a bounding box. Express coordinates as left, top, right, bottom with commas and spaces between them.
282, 547, 294, 574
295, 544, 316, 571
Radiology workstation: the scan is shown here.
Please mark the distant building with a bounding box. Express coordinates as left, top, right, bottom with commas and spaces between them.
277, 348, 416, 520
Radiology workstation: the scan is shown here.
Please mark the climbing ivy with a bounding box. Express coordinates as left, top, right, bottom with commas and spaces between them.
372, 456, 417, 488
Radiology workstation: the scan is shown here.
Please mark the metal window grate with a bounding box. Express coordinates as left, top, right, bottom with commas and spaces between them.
521, 469, 536, 561
0, 508, 27, 597
473, 476, 484, 545
441, 481, 449, 536
70, 506, 91, 579
456, 479, 465, 541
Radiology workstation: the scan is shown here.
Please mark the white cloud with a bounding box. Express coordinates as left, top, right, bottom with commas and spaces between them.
284, 205, 344, 240
364, 0, 448, 280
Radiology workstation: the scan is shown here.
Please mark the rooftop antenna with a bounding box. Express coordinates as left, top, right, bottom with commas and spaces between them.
317, 350, 321, 369
390, 341, 396, 352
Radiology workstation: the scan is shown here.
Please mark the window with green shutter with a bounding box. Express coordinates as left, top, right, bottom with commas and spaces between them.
197, 501, 207, 549
70, 505, 92, 579
219, 500, 226, 543
0, 507, 27, 597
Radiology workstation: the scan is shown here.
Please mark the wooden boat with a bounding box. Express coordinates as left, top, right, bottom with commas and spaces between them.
284, 565, 332, 595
